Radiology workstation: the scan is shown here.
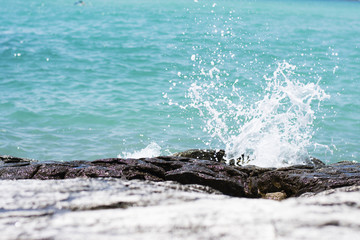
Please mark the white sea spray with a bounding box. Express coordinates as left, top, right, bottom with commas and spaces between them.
227, 62, 330, 166
184, 61, 330, 167
118, 142, 161, 159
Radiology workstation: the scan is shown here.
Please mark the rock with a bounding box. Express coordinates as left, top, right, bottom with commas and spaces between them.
173, 149, 251, 165
0, 155, 34, 167
0, 154, 359, 198
263, 192, 287, 201
253, 161, 360, 197
303, 157, 326, 168
173, 149, 225, 162
0, 179, 359, 240
299, 185, 360, 198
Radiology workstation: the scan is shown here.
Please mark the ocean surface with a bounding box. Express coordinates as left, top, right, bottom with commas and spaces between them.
0, 0, 359, 166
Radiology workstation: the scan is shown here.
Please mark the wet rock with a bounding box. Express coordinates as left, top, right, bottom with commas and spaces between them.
302, 157, 326, 168
0, 154, 359, 198
0, 155, 33, 164
173, 149, 251, 165
253, 161, 360, 197
173, 149, 225, 162
0, 155, 34, 167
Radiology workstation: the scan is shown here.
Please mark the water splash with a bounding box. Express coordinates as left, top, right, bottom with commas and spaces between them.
118, 142, 161, 159
229, 62, 330, 166
184, 61, 330, 167
161, 1, 332, 167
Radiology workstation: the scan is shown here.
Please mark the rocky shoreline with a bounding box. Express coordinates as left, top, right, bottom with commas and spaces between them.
1, 151, 360, 239
1, 150, 359, 199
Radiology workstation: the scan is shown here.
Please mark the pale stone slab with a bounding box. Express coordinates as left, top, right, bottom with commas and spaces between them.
0, 179, 359, 240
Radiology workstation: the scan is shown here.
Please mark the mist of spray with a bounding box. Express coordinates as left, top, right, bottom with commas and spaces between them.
185, 61, 330, 167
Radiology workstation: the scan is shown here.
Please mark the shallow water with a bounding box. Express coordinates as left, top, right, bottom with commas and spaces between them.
0, 0, 359, 165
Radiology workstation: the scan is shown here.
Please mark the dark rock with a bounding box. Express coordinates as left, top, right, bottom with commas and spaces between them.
173, 149, 225, 162
0, 164, 40, 179
0, 153, 359, 199
253, 161, 360, 197
173, 149, 251, 165
165, 159, 247, 197
303, 157, 326, 168
33, 164, 72, 180
0, 155, 34, 164
0, 155, 35, 167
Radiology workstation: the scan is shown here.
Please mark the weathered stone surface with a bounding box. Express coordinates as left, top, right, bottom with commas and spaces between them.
0, 179, 359, 240
0, 154, 359, 198
263, 192, 287, 201
0, 164, 40, 179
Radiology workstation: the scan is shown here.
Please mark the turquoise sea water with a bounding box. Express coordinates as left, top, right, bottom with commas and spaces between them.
0, 0, 359, 165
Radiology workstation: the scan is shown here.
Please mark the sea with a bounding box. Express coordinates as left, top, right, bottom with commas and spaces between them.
0, 0, 359, 167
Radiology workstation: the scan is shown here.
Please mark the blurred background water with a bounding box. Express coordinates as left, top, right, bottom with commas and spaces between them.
0, 0, 359, 165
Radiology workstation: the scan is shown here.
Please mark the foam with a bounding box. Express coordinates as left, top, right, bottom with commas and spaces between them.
118, 142, 161, 159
